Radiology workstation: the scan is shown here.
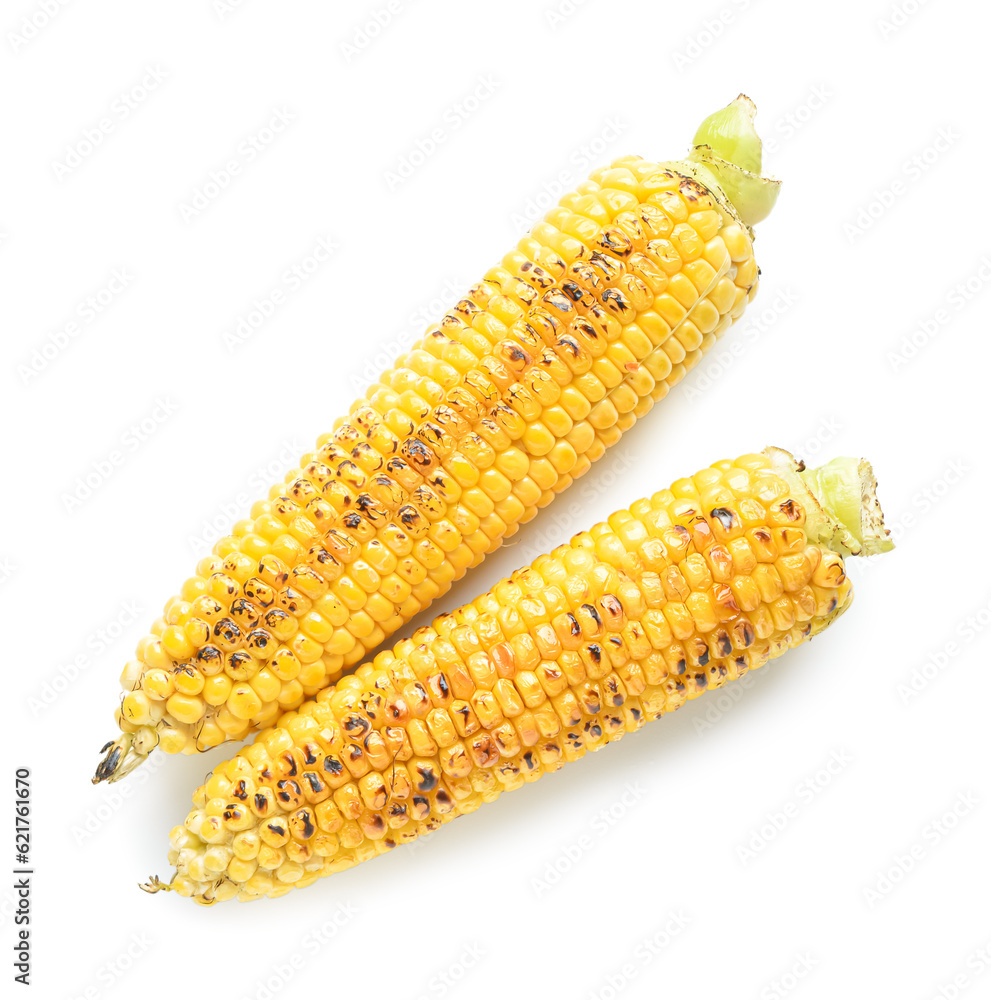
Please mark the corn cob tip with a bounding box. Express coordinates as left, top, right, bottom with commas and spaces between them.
142, 874, 227, 905
140, 875, 222, 904
92, 733, 150, 784
139, 876, 169, 894
687, 95, 781, 228
766, 448, 893, 558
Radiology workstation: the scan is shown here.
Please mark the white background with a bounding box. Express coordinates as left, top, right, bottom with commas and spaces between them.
3, 0, 990, 997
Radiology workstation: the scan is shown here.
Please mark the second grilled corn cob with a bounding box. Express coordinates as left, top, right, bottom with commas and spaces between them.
95, 96, 780, 783
146, 446, 890, 903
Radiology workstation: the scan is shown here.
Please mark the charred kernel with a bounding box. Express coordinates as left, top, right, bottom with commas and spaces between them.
251, 790, 274, 817
342, 713, 371, 737
277, 751, 298, 777
710, 507, 736, 530
276, 779, 302, 805
213, 619, 242, 649
323, 755, 345, 777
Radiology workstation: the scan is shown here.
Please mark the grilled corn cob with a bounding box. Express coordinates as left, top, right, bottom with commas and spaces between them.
145, 447, 890, 903
96, 96, 780, 783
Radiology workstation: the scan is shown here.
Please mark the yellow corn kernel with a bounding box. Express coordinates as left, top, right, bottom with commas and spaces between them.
227, 685, 263, 721
165, 693, 204, 726
142, 668, 174, 701
173, 667, 205, 697
202, 674, 233, 707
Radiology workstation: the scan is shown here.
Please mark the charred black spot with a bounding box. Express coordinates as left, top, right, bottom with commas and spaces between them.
675, 658, 686, 674
352, 442, 377, 463
599, 229, 630, 251
227, 650, 253, 674
304, 773, 324, 794
601, 594, 623, 617
710, 507, 737, 530
247, 630, 270, 650
231, 780, 249, 801
435, 790, 452, 807
343, 713, 371, 735
301, 743, 319, 766
566, 613, 581, 637
601, 288, 628, 311
299, 811, 315, 839
323, 756, 343, 776
694, 672, 708, 689
717, 634, 733, 657
437, 673, 450, 696
345, 745, 363, 764
630, 708, 642, 722
679, 177, 707, 202
753, 528, 771, 543
213, 618, 241, 643
741, 623, 755, 647
522, 751, 536, 770
342, 511, 362, 529
416, 765, 437, 792
254, 792, 269, 813
561, 281, 585, 302
265, 610, 291, 631
276, 780, 300, 802
404, 439, 434, 467
698, 649, 710, 667
588, 643, 602, 664
827, 598, 838, 613
586, 723, 602, 739
280, 752, 297, 777
779, 498, 800, 520
581, 603, 603, 627
197, 645, 222, 667
267, 822, 286, 838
